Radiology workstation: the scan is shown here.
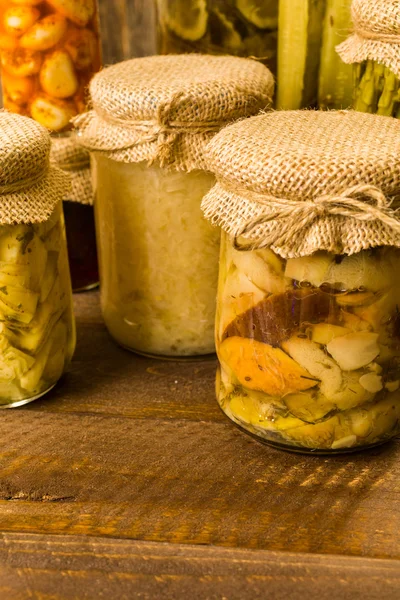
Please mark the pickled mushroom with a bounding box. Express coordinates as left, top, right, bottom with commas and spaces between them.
326, 332, 380, 371
224, 288, 332, 346
219, 336, 318, 396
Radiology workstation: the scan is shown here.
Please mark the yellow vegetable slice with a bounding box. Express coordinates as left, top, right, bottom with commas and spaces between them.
236, 0, 278, 30
165, 0, 208, 41
219, 336, 318, 396
284, 391, 336, 423
0, 284, 39, 324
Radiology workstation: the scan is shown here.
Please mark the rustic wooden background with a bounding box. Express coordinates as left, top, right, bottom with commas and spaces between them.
99, 0, 157, 63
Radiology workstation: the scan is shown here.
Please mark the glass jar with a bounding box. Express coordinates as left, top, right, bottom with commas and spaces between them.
0, 0, 101, 131
216, 233, 400, 452
336, 0, 400, 117
74, 54, 274, 358
0, 202, 76, 408
156, 0, 279, 76
94, 156, 218, 358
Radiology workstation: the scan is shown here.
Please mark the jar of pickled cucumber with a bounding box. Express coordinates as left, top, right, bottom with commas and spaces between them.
0, 0, 102, 131
74, 54, 274, 358
51, 133, 98, 292
202, 110, 400, 453
337, 0, 400, 118
0, 111, 75, 408
156, 1, 278, 76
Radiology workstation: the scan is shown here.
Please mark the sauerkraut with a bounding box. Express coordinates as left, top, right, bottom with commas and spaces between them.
216, 232, 400, 452
94, 156, 219, 357
0, 202, 75, 407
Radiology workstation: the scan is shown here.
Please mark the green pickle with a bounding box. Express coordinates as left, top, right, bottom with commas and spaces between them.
354, 60, 400, 118
216, 232, 400, 452
0, 203, 75, 407
156, 0, 279, 76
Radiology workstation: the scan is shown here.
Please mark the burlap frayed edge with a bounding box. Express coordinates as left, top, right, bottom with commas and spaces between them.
0, 167, 70, 225
201, 183, 400, 259
337, 34, 400, 79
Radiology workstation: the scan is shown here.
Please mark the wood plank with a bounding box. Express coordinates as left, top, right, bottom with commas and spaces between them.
1, 533, 400, 600
25, 293, 221, 421
0, 299, 400, 563
99, 0, 156, 63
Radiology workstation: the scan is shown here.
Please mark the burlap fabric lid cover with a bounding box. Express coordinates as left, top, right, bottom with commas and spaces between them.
201, 110, 400, 259
337, 0, 400, 78
0, 111, 70, 224
50, 135, 93, 205
73, 54, 274, 171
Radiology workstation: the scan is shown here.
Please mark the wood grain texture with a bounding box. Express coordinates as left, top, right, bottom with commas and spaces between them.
1, 292, 400, 562
1, 533, 400, 600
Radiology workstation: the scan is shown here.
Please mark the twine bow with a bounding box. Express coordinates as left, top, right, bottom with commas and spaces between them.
233, 184, 400, 250
75, 92, 227, 168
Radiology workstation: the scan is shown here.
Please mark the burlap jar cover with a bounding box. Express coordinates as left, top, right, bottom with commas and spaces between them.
73, 54, 275, 171
201, 110, 400, 259
337, 0, 400, 77
0, 110, 70, 224
50, 134, 93, 205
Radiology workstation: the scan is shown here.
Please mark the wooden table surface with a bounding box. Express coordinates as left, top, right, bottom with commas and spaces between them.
0, 291, 400, 599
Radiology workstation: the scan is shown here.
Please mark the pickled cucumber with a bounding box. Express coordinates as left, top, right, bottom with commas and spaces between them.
0, 204, 74, 406
216, 236, 400, 451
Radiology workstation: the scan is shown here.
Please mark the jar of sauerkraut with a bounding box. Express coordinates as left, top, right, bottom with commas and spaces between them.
74, 54, 274, 358
337, 0, 400, 118
202, 110, 400, 453
156, 0, 278, 76
0, 111, 75, 407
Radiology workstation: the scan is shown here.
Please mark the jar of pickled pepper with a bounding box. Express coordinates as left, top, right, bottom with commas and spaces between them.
0, 111, 75, 408
337, 0, 400, 118
156, 0, 279, 76
74, 54, 274, 358
0, 0, 102, 293
202, 110, 400, 453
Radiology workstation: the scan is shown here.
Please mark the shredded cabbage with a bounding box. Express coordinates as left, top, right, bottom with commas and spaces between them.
95, 157, 219, 356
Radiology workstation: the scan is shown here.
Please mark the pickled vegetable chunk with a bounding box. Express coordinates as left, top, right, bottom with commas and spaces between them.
0, 0, 101, 130
157, 1, 279, 76
216, 235, 400, 451
0, 204, 75, 406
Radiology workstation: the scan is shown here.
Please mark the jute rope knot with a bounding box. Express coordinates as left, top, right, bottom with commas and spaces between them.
353, 28, 400, 44
91, 92, 228, 167
234, 184, 400, 250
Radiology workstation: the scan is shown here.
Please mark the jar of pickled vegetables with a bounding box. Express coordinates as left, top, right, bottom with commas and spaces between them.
74, 54, 274, 358
156, 1, 279, 76
337, 0, 400, 118
0, 0, 101, 131
0, 111, 75, 407
277, 0, 353, 111
202, 110, 400, 453
51, 133, 98, 292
